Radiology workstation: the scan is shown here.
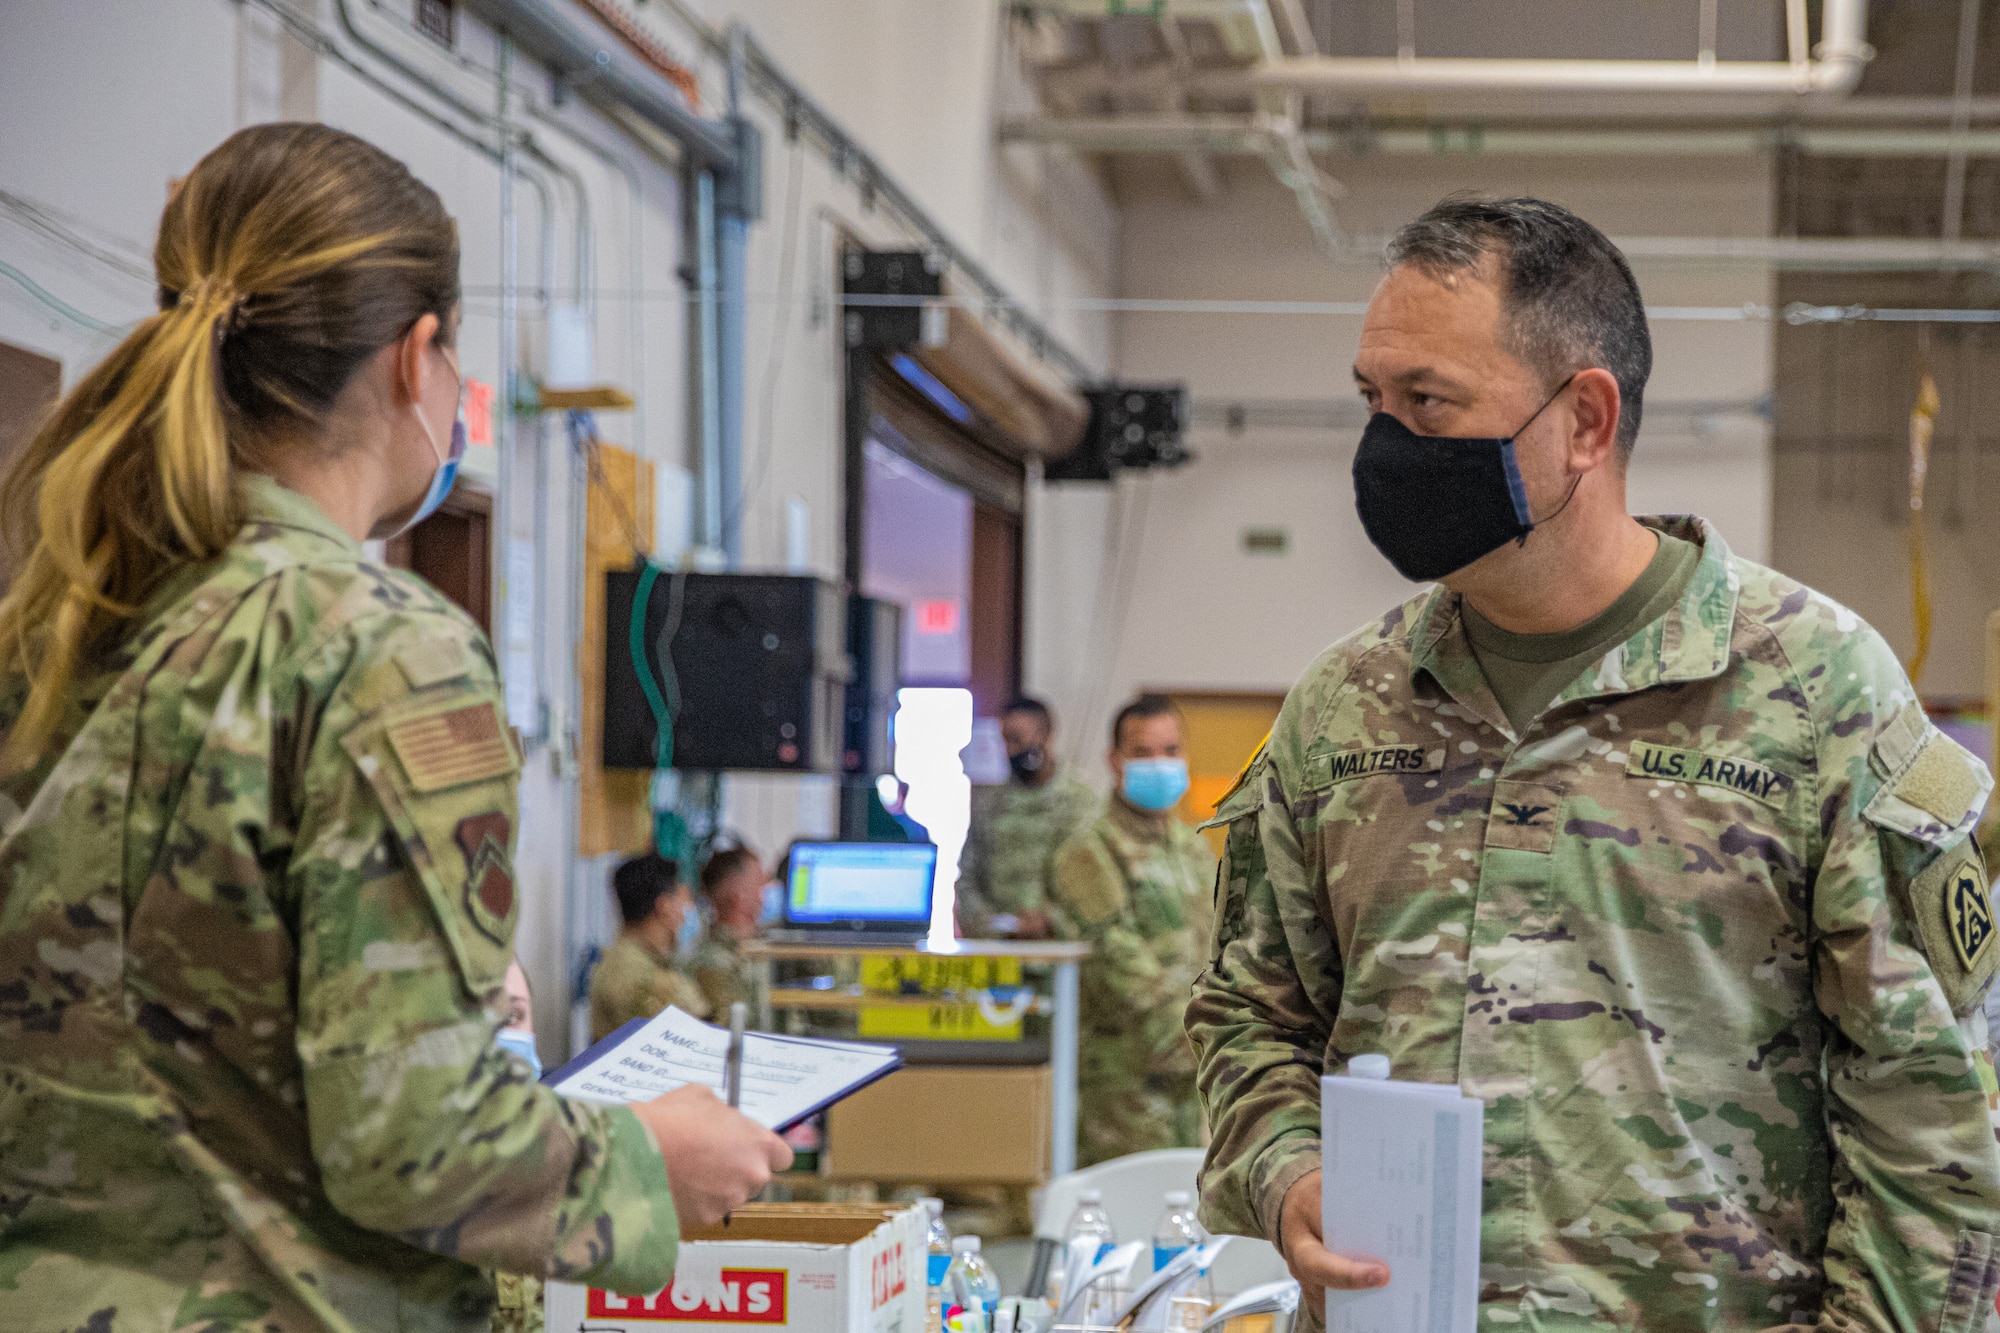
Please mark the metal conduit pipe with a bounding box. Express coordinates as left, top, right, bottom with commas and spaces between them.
329, 0, 597, 313
653, 0, 1097, 384
1256, 0, 1871, 96
998, 117, 2000, 161
457, 0, 737, 171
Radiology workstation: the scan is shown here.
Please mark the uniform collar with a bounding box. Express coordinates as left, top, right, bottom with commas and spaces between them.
1407, 515, 1738, 735
237, 474, 364, 557
1106, 792, 1174, 841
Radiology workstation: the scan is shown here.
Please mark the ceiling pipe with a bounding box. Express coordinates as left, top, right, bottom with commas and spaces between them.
457, 0, 738, 170
998, 116, 2000, 160
1255, 0, 1870, 97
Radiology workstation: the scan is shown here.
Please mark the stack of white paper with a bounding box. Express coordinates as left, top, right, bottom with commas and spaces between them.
543, 1006, 901, 1132
1198, 1279, 1300, 1331
1319, 1071, 1483, 1333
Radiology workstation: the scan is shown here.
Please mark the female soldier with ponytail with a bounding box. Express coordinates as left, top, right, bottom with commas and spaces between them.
0, 123, 787, 1331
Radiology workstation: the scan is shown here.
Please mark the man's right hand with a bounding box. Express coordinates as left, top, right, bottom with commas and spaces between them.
1279, 1170, 1389, 1320
630, 1085, 793, 1226
1012, 909, 1054, 940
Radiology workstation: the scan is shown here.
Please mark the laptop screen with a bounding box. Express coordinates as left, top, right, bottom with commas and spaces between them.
785, 842, 938, 926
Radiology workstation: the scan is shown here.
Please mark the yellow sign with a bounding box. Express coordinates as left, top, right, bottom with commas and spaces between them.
857, 955, 1026, 1041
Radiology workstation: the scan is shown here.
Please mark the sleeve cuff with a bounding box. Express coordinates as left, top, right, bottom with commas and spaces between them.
557, 1104, 680, 1293
1255, 1136, 1324, 1251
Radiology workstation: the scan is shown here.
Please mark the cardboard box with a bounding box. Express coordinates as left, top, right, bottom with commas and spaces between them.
546, 1203, 926, 1332
825, 1064, 1051, 1184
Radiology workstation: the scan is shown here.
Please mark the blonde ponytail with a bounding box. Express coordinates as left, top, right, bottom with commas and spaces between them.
0, 123, 458, 770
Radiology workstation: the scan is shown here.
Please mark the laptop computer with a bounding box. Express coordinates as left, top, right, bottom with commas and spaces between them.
769, 841, 938, 945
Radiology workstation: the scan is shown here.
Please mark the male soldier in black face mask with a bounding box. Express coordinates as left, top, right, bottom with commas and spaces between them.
956, 696, 1101, 939
1188, 196, 2000, 1330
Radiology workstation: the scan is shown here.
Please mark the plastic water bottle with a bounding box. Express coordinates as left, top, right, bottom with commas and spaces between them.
1151, 1189, 1204, 1273
1350, 1052, 1392, 1079
923, 1198, 951, 1333
1065, 1188, 1118, 1262
945, 1235, 1000, 1333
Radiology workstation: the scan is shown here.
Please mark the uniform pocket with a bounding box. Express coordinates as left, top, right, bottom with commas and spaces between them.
1938, 1228, 1999, 1333
341, 695, 521, 1000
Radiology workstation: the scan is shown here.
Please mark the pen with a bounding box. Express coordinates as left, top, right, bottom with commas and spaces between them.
725, 1001, 747, 1109
723, 1002, 748, 1226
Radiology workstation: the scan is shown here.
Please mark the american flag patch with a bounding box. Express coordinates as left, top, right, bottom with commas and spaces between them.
387, 700, 519, 792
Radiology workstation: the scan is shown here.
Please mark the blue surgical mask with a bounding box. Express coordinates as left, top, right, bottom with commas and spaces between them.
496, 1028, 542, 1080
1121, 756, 1190, 812
400, 348, 467, 535
760, 882, 783, 926
676, 904, 703, 957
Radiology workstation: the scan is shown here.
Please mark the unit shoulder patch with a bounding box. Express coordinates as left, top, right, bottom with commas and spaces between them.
1305, 744, 1443, 789
394, 636, 473, 690
1910, 841, 2000, 1016
387, 699, 519, 793
1865, 704, 1994, 848
1625, 741, 1792, 806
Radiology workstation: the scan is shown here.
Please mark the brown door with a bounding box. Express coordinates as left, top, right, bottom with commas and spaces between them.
968, 501, 1021, 716
0, 341, 63, 590
383, 487, 492, 636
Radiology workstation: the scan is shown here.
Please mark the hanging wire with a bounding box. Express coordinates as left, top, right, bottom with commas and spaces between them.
0, 260, 129, 336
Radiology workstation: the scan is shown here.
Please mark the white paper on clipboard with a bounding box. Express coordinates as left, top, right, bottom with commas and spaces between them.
1320, 1073, 1484, 1333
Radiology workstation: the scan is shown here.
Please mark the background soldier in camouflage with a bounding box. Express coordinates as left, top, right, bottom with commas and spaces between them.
1188, 197, 2000, 1331
0, 124, 787, 1333
691, 843, 768, 1016
1052, 695, 1215, 1166
959, 696, 1100, 938
592, 852, 712, 1039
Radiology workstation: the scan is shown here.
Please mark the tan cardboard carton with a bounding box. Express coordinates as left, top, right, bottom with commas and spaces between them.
547, 1202, 927, 1332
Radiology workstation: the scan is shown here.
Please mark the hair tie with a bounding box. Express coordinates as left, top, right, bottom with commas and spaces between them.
168, 276, 252, 344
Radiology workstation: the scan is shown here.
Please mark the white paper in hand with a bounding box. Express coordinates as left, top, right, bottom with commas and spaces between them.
1320, 1072, 1483, 1333
545, 1006, 900, 1131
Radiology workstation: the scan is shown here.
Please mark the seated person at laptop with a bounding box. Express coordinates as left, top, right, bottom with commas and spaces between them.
591, 852, 711, 1040
691, 843, 767, 1015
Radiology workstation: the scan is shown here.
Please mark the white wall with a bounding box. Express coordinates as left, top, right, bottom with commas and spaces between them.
1030, 154, 1776, 782
646, 0, 1119, 859
0, 0, 1117, 1054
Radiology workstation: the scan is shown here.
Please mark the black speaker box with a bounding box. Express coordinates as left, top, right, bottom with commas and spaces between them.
842, 249, 942, 349
603, 571, 850, 773
844, 597, 903, 775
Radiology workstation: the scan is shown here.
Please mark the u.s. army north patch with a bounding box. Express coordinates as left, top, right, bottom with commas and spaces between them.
1949, 859, 1995, 969
1625, 741, 1790, 806
1911, 842, 2000, 1014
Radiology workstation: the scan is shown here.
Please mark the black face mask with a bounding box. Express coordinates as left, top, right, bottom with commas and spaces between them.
1009, 745, 1046, 783
1351, 378, 1578, 582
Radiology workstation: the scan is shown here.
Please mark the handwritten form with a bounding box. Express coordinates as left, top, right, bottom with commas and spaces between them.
1321, 1073, 1484, 1333
546, 1006, 902, 1131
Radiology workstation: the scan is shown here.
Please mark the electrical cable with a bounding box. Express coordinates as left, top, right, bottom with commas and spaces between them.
0, 190, 153, 282
0, 260, 129, 336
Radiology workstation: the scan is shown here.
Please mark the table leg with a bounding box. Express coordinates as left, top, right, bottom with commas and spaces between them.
1051, 959, 1079, 1178
755, 955, 774, 1032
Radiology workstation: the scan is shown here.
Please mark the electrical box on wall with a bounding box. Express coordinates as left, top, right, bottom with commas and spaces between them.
843, 249, 943, 350
602, 571, 851, 773
1045, 384, 1191, 480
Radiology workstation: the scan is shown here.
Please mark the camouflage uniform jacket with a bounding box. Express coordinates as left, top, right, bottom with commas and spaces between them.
1188, 516, 2000, 1332
1052, 797, 1217, 1079
590, 930, 711, 1041
957, 772, 1099, 934
0, 477, 677, 1333
689, 920, 759, 1018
